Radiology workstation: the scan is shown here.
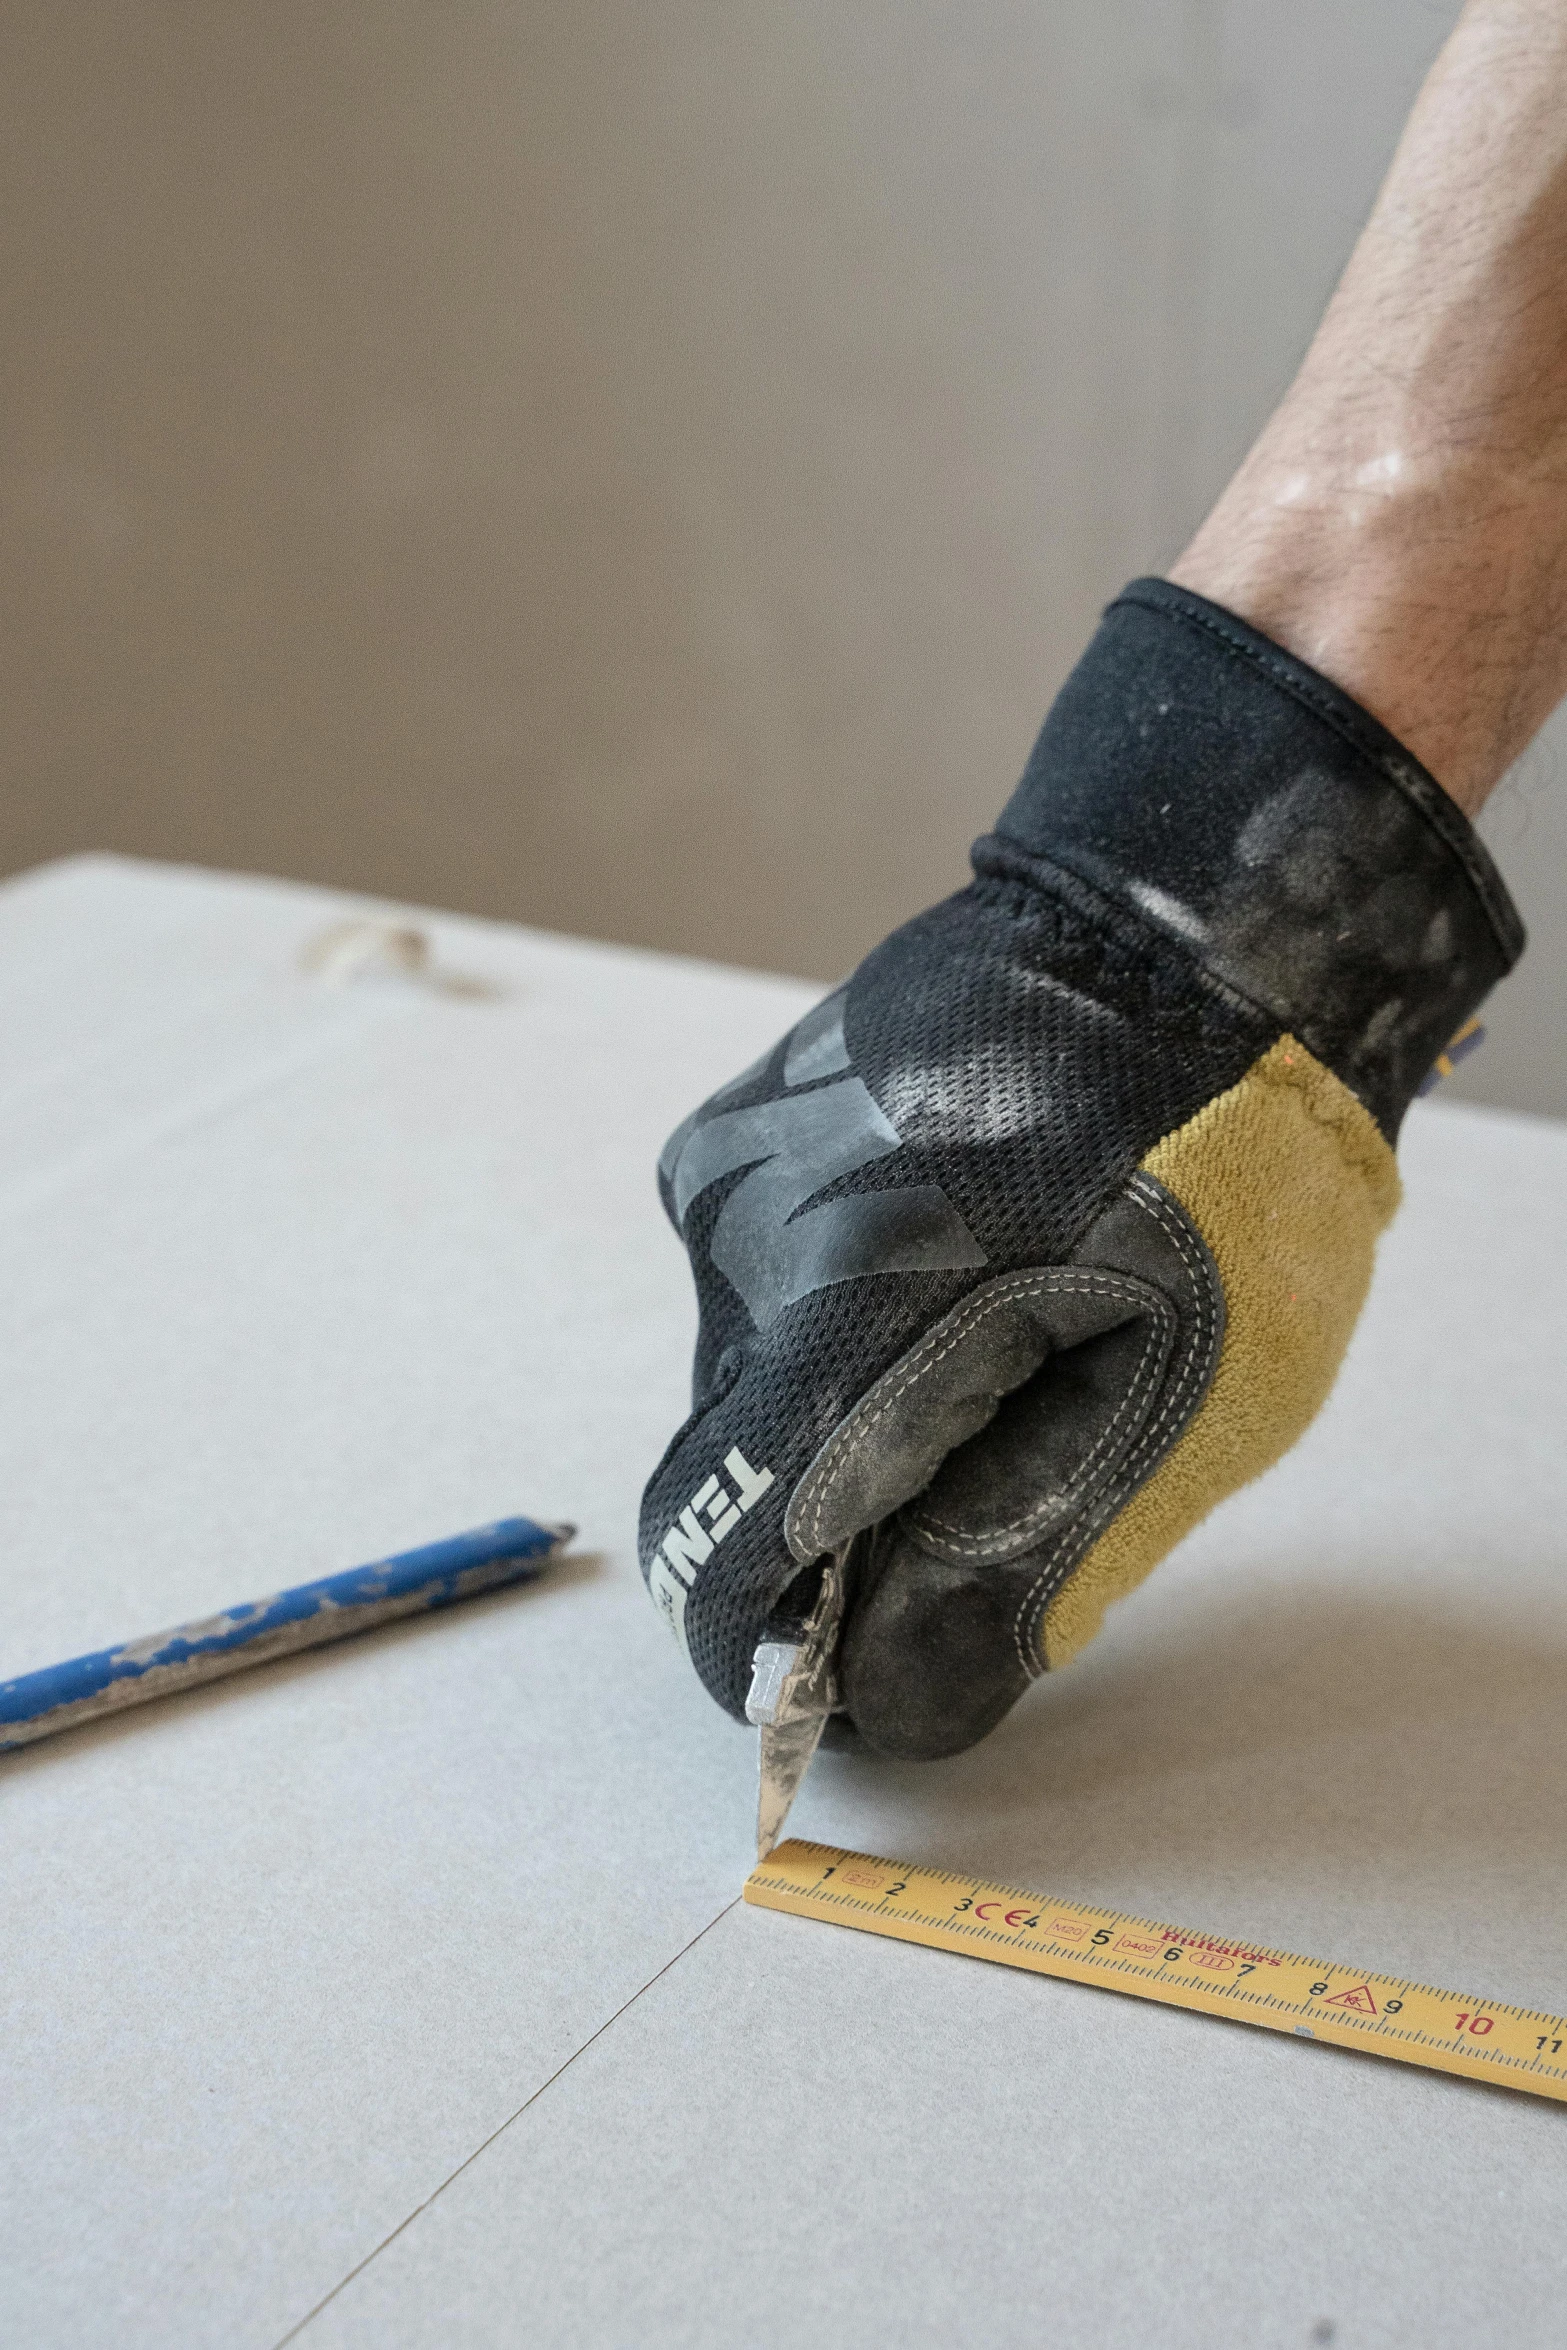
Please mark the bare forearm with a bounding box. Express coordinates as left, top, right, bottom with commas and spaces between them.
1172, 0, 1567, 815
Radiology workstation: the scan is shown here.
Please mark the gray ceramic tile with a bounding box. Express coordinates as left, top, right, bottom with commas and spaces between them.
301, 1891, 1567, 2350
300, 1103, 1567, 2348
0, 860, 813, 2347
6, 862, 1565, 2350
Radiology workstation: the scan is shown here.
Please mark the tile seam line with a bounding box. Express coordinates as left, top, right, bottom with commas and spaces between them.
271, 1895, 744, 2348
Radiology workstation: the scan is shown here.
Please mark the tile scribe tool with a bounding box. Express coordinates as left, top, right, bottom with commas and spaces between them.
0, 1515, 572, 1752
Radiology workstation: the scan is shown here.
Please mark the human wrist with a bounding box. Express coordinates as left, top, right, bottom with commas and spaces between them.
1171, 450, 1567, 816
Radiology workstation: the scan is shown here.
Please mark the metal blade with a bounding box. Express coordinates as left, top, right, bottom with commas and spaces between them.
744, 1549, 847, 1862
756, 1710, 829, 1860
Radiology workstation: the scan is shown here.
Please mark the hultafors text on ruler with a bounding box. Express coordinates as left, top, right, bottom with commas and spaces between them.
745, 1842, 1567, 2105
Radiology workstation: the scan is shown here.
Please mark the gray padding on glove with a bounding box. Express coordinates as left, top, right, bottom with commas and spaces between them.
786, 1173, 1221, 1756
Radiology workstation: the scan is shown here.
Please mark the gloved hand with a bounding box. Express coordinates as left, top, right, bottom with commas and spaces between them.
640, 579, 1523, 1758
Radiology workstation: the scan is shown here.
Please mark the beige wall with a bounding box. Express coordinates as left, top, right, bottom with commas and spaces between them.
4, 3, 1562, 1111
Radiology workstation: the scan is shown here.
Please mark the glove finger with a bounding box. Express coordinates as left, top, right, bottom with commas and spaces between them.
815, 1177, 1225, 1757
642, 1241, 1165, 1720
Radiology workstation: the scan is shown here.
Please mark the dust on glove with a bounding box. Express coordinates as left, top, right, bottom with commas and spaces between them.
640, 578, 1524, 1758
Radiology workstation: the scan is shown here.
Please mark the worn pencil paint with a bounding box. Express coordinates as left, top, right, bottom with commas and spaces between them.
0, 1516, 570, 1751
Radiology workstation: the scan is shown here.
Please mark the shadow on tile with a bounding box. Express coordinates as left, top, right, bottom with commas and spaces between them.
798, 1560, 1567, 1984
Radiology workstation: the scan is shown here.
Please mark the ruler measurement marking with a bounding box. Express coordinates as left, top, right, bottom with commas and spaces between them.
744, 1841, 1567, 2105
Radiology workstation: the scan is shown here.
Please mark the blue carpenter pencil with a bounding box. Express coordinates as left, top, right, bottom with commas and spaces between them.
0, 1515, 572, 1752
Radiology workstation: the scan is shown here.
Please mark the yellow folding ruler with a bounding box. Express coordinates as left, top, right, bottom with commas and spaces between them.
746, 1840, 1567, 2104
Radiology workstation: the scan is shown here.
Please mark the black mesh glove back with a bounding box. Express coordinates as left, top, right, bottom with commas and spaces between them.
639, 580, 1524, 1759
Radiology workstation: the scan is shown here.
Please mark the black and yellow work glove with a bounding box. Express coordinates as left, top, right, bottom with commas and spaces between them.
640, 579, 1523, 1758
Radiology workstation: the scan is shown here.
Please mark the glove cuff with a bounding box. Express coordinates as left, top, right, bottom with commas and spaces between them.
981, 576, 1525, 1138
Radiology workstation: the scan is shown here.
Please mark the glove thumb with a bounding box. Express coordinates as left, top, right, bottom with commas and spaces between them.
791, 1176, 1222, 1757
